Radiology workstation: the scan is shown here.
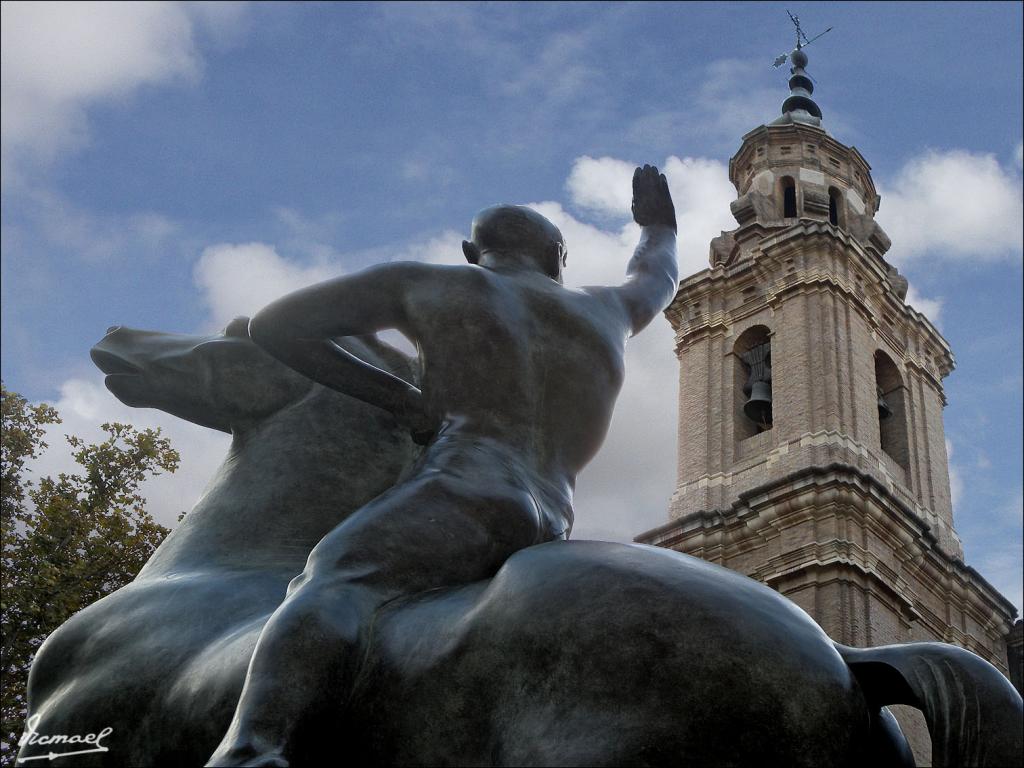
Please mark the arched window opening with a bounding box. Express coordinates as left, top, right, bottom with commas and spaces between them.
875, 351, 909, 471
781, 177, 797, 218
828, 186, 844, 227
734, 326, 773, 443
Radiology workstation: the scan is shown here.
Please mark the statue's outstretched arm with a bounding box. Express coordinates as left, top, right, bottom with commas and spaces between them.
248, 263, 431, 435
607, 165, 679, 336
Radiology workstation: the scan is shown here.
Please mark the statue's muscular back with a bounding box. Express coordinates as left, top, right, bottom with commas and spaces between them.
248, 168, 677, 496
208, 167, 677, 767
404, 263, 628, 485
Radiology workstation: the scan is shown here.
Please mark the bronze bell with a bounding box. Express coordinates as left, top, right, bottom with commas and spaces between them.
744, 380, 773, 425
877, 387, 893, 420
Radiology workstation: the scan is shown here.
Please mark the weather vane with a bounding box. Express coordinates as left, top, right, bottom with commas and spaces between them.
772, 10, 832, 68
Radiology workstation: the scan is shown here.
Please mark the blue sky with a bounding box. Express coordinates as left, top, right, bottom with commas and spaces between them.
2, 2, 1021, 610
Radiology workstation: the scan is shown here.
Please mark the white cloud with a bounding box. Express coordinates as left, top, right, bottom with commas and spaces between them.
501, 28, 602, 109
185, 1, 250, 44
410, 230, 466, 266
1, 1, 248, 170
192, 229, 464, 322
695, 58, 784, 142
566, 156, 636, 219
271, 207, 347, 262
572, 318, 678, 542
27, 376, 230, 529
625, 61, 777, 152
625, 57, 856, 153
564, 154, 736, 279
7, 186, 178, 263
878, 149, 1024, 262
399, 157, 457, 188
527, 201, 636, 287
193, 242, 337, 330
192, 230, 472, 353
662, 156, 738, 276
904, 284, 943, 327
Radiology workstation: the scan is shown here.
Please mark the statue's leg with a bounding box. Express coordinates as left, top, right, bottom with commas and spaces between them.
206, 576, 373, 767
206, 472, 541, 767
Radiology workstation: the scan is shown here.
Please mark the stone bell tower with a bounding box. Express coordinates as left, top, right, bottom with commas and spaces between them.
635, 46, 1018, 762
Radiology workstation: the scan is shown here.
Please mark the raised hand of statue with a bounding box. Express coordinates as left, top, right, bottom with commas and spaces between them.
631, 164, 677, 233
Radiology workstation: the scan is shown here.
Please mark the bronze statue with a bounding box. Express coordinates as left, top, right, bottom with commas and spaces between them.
207, 165, 680, 765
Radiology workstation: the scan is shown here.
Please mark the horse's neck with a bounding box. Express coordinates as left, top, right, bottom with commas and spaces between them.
140, 392, 408, 578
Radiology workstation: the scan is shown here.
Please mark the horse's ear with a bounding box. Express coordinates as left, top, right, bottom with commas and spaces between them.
224, 316, 251, 338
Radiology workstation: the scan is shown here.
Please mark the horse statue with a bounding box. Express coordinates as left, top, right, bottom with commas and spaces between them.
20, 319, 421, 764
19, 321, 1022, 767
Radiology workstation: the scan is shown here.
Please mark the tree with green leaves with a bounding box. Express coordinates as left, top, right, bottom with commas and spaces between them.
1, 383, 179, 764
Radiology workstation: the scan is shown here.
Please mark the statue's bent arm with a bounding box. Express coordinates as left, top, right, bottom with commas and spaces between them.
248, 262, 428, 422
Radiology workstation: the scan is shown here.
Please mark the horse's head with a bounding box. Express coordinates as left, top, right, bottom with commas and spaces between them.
91, 317, 316, 433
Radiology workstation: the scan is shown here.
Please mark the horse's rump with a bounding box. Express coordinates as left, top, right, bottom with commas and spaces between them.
342, 541, 871, 766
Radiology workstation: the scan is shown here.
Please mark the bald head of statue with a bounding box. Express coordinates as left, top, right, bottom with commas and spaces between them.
462, 205, 567, 283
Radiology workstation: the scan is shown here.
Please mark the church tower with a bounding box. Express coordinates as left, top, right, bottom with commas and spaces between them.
635, 45, 1018, 761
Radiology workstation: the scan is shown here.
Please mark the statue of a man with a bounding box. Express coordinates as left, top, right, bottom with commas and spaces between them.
208, 165, 678, 766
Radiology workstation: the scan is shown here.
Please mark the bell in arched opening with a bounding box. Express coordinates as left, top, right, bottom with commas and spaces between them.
744, 380, 774, 425
742, 342, 773, 428
877, 386, 893, 420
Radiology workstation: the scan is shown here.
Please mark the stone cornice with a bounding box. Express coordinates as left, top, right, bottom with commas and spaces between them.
754, 544, 920, 618
635, 462, 1019, 626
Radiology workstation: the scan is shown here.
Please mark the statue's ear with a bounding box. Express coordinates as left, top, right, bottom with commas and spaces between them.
550, 241, 567, 268
462, 240, 481, 265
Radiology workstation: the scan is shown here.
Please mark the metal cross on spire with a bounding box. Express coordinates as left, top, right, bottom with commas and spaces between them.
769, 10, 831, 127
773, 10, 833, 69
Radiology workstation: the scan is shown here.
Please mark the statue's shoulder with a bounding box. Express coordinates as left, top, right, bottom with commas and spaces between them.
382, 260, 478, 279
395, 261, 493, 294
357, 261, 480, 296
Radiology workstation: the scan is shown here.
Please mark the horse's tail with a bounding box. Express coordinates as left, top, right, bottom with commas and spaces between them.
837, 642, 1023, 767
